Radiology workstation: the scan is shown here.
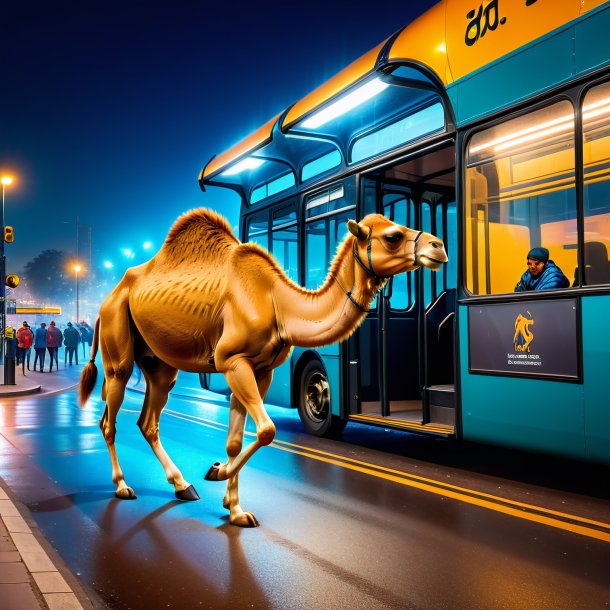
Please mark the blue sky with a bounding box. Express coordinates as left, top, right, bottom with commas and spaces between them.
1, 0, 438, 276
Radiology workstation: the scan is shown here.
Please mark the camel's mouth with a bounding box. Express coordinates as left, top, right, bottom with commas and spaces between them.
417, 254, 445, 271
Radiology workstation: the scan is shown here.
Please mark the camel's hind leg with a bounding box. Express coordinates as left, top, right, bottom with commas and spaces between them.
98, 294, 136, 499
137, 357, 199, 501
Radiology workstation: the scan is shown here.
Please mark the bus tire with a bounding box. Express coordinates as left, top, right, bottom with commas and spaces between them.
297, 360, 346, 438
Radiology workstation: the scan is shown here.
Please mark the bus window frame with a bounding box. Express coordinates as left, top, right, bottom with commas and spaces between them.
461, 91, 581, 300
578, 77, 610, 288
303, 178, 357, 291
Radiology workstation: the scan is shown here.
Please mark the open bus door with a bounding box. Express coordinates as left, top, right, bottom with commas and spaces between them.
347, 147, 457, 435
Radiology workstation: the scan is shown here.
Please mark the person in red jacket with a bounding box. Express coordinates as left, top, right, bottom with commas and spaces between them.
46, 321, 63, 372
16, 321, 34, 374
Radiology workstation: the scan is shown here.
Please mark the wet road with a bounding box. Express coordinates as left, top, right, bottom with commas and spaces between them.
0, 380, 609, 610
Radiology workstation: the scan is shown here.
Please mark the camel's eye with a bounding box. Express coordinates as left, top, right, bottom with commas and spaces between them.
384, 232, 403, 245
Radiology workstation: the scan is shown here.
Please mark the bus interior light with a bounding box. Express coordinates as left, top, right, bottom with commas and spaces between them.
301, 77, 390, 129
470, 97, 610, 157
222, 157, 265, 176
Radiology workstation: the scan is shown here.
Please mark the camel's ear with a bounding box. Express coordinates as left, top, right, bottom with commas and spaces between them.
347, 219, 367, 241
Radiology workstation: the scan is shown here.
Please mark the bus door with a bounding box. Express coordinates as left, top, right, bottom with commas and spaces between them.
347, 183, 422, 424
419, 191, 457, 427
347, 178, 457, 431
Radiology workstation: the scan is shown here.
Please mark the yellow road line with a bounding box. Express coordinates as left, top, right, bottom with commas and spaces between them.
136, 408, 610, 543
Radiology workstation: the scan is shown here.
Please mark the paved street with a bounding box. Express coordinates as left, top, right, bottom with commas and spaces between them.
1, 368, 609, 609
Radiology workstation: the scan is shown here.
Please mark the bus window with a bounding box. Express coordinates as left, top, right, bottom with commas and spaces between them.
305, 185, 355, 289
446, 202, 457, 291
465, 101, 577, 294
246, 210, 269, 250
250, 172, 295, 205
350, 102, 445, 164
582, 81, 610, 286
422, 201, 432, 306
272, 206, 299, 283
301, 150, 341, 182
383, 191, 412, 310
435, 204, 445, 297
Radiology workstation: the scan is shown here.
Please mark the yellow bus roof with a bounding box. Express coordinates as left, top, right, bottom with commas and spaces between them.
202, 0, 607, 181
281, 40, 389, 131
200, 113, 281, 180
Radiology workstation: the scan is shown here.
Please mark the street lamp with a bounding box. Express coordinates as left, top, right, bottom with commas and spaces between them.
73, 264, 81, 323
1, 176, 13, 380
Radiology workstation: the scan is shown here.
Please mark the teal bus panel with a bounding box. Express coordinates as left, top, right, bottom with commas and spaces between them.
448, 28, 574, 126
458, 305, 586, 460
448, 6, 610, 127
581, 295, 610, 464
575, 5, 610, 76
265, 357, 292, 406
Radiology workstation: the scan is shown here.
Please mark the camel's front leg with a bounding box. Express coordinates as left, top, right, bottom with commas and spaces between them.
205, 362, 275, 527
222, 396, 257, 527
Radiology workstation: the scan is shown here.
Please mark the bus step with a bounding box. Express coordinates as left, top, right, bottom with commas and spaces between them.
427, 384, 455, 408
427, 385, 455, 427
348, 414, 454, 437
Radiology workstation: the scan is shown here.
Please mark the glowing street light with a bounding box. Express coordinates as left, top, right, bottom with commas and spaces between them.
103, 260, 114, 269
143, 241, 152, 250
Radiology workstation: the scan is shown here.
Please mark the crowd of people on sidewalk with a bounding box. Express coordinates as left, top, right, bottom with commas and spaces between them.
10, 320, 94, 374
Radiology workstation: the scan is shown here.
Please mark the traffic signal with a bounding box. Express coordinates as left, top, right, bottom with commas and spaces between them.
5, 274, 20, 288
3, 226, 14, 243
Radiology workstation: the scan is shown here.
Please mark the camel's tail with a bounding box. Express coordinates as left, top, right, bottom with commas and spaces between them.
79, 317, 100, 407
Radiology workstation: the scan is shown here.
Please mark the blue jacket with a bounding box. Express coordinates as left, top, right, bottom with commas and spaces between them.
515, 260, 570, 292
34, 327, 47, 348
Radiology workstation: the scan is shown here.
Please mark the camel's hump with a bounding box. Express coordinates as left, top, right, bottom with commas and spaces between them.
164, 208, 239, 246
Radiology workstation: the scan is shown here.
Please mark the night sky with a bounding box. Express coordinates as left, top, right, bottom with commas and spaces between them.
1, 0, 438, 279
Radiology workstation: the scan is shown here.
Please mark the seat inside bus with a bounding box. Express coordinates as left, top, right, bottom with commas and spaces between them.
573, 241, 610, 286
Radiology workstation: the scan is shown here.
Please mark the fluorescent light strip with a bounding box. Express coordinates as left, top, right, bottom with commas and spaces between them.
470, 97, 610, 156
222, 157, 265, 176
469, 114, 573, 154
301, 78, 390, 129
494, 121, 574, 152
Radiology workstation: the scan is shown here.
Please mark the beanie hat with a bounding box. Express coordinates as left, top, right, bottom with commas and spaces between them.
527, 247, 549, 263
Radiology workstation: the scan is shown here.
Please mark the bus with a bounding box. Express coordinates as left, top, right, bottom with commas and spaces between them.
197, 0, 610, 465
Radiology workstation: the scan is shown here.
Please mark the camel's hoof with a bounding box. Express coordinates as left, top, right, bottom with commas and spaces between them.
115, 487, 137, 500
175, 485, 200, 501
231, 512, 260, 528
204, 462, 222, 481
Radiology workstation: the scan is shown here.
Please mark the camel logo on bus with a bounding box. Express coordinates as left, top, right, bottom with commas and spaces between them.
513, 311, 534, 352
465, 0, 539, 47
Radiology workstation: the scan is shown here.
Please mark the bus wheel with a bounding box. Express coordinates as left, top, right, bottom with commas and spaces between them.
298, 361, 346, 438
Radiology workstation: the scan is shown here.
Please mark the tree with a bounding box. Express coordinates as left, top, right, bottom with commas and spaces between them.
22, 250, 72, 304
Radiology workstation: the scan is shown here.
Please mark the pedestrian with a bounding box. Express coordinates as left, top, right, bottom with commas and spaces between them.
15, 321, 27, 366
33, 323, 47, 372
15, 321, 34, 374
46, 321, 63, 372
80, 321, 93, 360
63, 322, 80, 365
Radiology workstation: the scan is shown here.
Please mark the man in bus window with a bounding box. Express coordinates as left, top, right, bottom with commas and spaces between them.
514, 247, 570, 292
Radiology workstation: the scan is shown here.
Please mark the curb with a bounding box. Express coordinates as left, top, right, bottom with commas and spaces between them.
0, 484, 84, 610
0, 385, 42, 398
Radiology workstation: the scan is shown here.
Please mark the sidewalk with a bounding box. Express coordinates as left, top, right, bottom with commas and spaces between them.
0, 360, 99, 610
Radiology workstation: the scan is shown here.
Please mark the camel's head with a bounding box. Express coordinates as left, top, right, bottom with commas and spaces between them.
347, 213, 448, 278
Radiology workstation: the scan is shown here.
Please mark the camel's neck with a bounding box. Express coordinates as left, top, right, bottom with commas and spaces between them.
273, 238, 379, 347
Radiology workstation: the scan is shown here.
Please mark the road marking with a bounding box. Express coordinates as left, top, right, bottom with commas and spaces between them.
125, 407, 610, 543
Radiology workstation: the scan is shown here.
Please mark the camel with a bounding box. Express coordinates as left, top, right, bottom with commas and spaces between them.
79, 208, 447, 527
514, 313, 534, 352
